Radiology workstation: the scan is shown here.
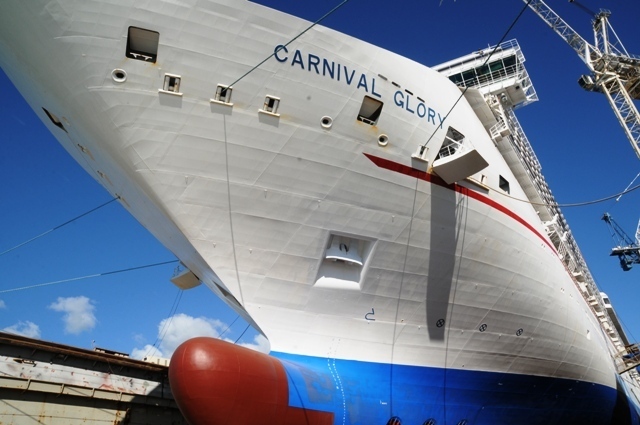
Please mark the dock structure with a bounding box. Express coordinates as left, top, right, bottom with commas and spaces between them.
0, 332, 186, 424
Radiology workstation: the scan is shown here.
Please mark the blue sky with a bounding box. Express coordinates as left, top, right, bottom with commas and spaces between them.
1, 0, 640, 356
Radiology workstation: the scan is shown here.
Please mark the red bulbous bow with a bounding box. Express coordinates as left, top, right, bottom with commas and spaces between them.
169, 337, 333, 425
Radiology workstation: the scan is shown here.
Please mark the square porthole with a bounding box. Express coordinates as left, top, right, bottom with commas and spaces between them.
259, 95, 280, 116
357, 96, 383, 125
126, 27, 159, 63
211, 84, 233, 105
159, 73, 182, 96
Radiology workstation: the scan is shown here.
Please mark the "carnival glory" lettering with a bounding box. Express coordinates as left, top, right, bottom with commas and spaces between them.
274, 45, 381, 98
273, 45, 444, 128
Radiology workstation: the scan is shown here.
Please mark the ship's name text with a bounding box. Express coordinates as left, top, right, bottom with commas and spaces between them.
274, 45, 443, 128
394, 91, 445, 129
274, 45, 381, 97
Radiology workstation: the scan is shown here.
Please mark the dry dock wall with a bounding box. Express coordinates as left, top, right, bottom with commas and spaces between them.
0, 332, 186, 424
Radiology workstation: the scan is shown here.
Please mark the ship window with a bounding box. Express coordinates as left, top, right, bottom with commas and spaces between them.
161, 74, 182, 95
260, 95, 280, 116
212, 84, 233, 105
499, 175, 510, 193
42, 108, 67, 133
357, 96, 383, 125
435, 127, 465, 160
126, 27, 159, 63
386, 417, 402, 425
462, 69, 475, 85
449, 73, 463, 85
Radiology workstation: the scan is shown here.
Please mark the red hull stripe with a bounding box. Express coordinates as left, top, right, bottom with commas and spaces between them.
363, 153, 555, 252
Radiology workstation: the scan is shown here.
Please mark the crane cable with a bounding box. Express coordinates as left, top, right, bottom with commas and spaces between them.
0, 197, 119, 258
392, 1, 536, 421
488, 179, 640, 208
421, 0, 534, 150
145, 286, 184, 359
0, 259, 178, 294
226, 0, 353, 89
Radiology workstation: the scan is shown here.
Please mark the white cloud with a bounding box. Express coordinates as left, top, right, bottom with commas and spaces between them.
132, 333, 146, 345
49, 296, 96, 334
0, 300, 6, 309
3, 321, 41, 339
130, 344, 163, 360
131, 313, 226, 359
131, 313, 271, 360
238, 333, 270, 354
157, 313, 225, 356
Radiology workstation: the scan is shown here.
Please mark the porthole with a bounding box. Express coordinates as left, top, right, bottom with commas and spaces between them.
111, 69, 127, 83
386, 417, 402, 425
321, 116, 333, 129
378, 134, 389, 147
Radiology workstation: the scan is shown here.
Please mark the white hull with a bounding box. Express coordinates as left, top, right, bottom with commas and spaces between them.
2, 3, 638, 421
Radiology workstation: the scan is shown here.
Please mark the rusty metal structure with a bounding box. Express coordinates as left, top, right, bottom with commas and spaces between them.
0, 332, 186, 425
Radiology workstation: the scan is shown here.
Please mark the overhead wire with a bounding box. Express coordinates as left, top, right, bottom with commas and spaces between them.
0, 259, 178, 294
0, 197, 119, 258
488, 180, 640, 208
615, 171, 640, 202
226, 0, 353, 89
145, 286, 184, 359
423, 1, 535, 421
233, 323, 252, 344
421, 0, 534, 150
219, 0, 354, 308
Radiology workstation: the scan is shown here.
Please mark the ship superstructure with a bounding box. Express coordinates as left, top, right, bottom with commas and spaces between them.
1, 1, 640, 424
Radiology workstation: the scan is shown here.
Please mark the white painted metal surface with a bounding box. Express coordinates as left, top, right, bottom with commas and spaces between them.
0, 0, 636, 401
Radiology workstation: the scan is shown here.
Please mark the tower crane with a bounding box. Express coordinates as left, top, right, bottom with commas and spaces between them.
522, 0, 640, 158
602, 213, 640, 271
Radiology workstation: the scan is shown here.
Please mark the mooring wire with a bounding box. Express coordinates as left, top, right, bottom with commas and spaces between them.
421, 0, 534, 150
226, 0, 353, 88
0, 197, 119, 258
145, 287, 184, 359
421, 2, 534, 421
219, 314, 241, 340
490, 180, 640, 208
233, 323, 252, 344
0, 259, 178, 294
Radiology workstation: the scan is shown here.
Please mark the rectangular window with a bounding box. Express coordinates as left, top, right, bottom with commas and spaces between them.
259, 95, 280, 116
357, 96, 383, 125
126, 27, 159, 63
499, 175, 510, 193
212, 84, 233, 104
160, 74, 182, 95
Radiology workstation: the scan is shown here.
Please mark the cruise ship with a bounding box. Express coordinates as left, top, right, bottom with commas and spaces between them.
1, 1, 640, 424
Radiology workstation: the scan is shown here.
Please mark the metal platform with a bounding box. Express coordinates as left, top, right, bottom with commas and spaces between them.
0, 332, 186, 424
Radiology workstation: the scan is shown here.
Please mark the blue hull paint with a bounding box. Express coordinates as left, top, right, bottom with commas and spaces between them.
273, 352, 640, 425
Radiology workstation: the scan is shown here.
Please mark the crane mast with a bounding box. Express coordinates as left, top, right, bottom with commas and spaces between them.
523, 0, 640, 158
602, 213, 640, 271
